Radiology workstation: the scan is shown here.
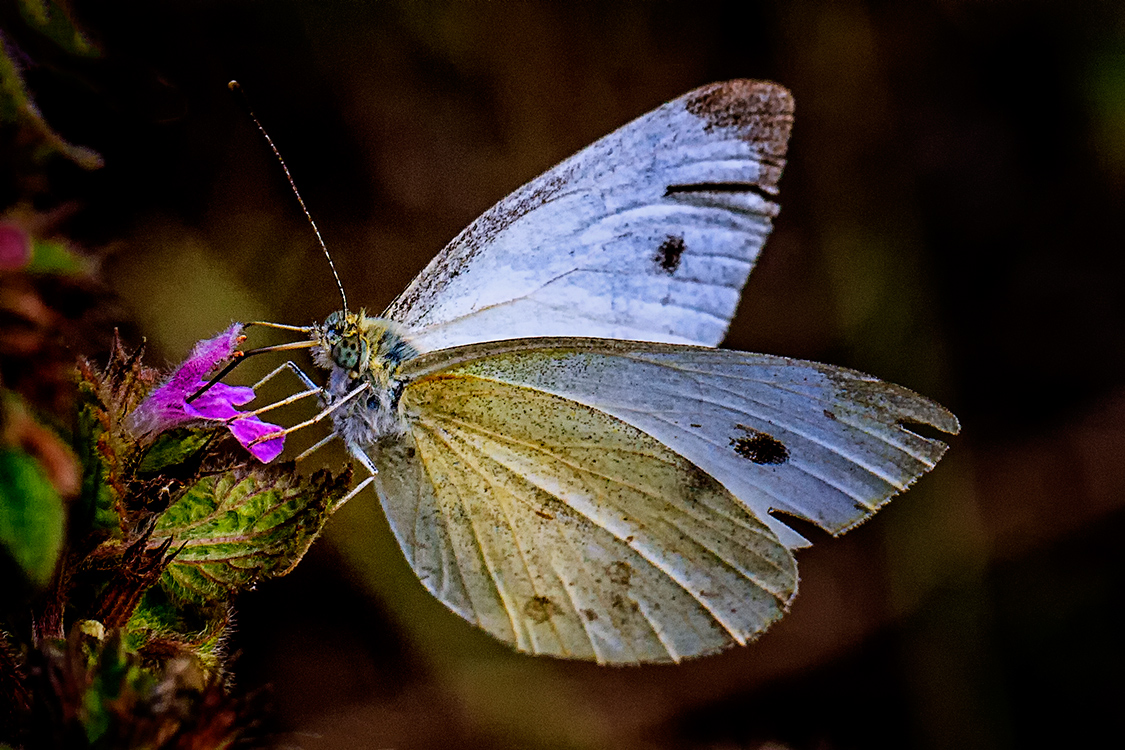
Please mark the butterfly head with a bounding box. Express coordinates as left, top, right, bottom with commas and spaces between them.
314, 310, 418, 380
315, 310, 370, 377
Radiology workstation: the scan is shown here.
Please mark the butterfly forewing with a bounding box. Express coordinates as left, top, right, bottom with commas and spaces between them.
369, 370, 797, 664
383, 80, 794, 353
400, 339, 961, 550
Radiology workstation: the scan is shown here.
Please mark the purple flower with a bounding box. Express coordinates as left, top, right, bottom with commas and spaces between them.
126, 324, 285, 463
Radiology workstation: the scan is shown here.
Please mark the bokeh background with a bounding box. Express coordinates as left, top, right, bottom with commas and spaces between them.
3, 1, 1124, 748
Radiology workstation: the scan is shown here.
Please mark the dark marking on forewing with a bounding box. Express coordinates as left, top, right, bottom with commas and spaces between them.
383, 166, 575, 325
730, 424, 789, 465
683, 80, 794, 193
524, 596, 559, 624
654, 235, 685, 274
606, 561, 632, 587
823, 409, 837, 421
665, 182, 773, 202
582, 608, 598, 622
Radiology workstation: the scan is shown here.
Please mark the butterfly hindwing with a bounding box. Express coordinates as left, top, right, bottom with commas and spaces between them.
383, 80, 794, 353
367, 367, 798, 664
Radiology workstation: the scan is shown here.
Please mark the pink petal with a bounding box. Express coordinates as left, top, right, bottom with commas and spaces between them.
228, 418, 285, 463
126, 324, 289, 463
184, 383, 256, 420
167, 324, 245, 390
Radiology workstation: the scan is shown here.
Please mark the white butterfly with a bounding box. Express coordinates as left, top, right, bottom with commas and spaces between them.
259, 80, 958, 664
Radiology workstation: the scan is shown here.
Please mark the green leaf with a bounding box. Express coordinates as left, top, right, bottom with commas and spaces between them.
135, 429, 213, 475
0, 448, 65, 586
81, 635, 151, 745
152, 466, 350, 603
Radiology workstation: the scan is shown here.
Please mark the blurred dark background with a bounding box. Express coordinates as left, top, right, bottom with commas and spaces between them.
3, 1, 1124, 748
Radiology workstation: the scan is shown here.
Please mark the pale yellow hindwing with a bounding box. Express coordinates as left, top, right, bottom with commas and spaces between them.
370, 373, 798, 664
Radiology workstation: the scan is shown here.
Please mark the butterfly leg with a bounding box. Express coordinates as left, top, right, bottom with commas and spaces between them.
251, 359, 320, 392
287, 429, 376, 512
248, 380, 371, 446
332, 443, 377, 510
221, 361, 325, 424
238, 363, 378, 508
294, 432, 338, 462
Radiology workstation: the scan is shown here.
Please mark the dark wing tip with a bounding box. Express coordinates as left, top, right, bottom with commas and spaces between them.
931, 405, 961, 436
682, 80, 794, 192
890, 386, 961, 438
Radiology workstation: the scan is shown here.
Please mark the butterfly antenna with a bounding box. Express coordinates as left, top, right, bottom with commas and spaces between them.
229, 80, 349, 312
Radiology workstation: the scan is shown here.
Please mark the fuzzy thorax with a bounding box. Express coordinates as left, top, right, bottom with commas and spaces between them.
312, 310, 419, 444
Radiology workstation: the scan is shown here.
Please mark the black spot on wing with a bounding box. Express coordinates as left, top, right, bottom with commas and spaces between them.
730, 424, 789, 465
654, 234, 685, 274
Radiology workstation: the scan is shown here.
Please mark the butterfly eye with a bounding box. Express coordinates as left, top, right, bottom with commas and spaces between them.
331, 335, 369, 371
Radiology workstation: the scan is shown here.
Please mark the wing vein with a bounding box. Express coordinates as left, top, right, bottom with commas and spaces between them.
426, 418, 573, 654
667, 374, 915, 490
614, 352, 942, 462
417, 421, 523, 641
429, 411, 790, 611
408, 426, 491, 627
